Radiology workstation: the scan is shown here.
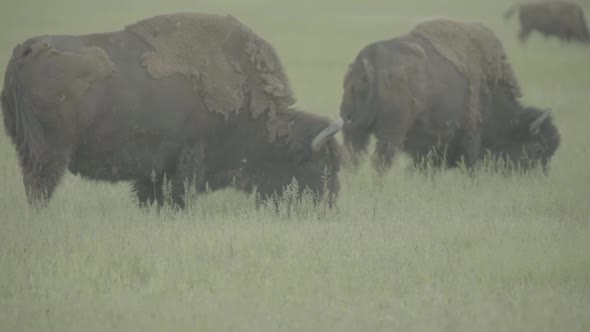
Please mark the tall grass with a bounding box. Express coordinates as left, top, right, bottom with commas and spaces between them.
0, 0, 589, 331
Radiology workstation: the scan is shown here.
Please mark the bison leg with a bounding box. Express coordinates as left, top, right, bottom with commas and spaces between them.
169, 143, 207, 209
411, 150, 446, 172
372, 139, 399, 176
342, 127, 371, 169
456, 129, 482, 171
133, 144, 206, 210
372, 108, 415, 175
22, 155, 68, 209
132, 176, 164, 208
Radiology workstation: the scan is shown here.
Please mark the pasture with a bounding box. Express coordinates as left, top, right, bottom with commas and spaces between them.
0, 0, 589, 331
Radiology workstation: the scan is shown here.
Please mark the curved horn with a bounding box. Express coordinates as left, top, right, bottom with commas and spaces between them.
312, 116, 344, 151
529, 109, 552, 134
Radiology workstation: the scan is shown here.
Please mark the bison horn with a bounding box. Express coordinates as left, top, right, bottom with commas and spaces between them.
312, 116, 344, 151
529, 109, 552, 134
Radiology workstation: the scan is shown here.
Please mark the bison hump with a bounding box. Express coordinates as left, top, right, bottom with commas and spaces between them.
409, 18, 522, 124
410, 18, 521, 97
125, 12, 296, 120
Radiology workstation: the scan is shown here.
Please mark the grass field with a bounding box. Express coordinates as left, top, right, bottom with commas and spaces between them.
1, 0, 590, 331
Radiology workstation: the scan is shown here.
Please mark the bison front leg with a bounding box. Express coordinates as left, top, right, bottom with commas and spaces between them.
410, 151, 446, 172
457, 128, 482, 171
133, 143, 207, 210
169, 142, 207, 209
133, 176, 164, 208
342, 126, 371, 169
372, 139, 400, 176
371, 107, 415, 176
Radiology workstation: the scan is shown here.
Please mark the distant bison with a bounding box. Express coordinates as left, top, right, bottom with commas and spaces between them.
339, 18, 560, 175
504, 1, 590, 44
1, 13, 344, 210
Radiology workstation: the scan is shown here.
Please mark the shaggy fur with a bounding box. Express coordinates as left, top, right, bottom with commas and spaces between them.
505, 1, 590, 44
1, 12, 343, 210
339, 18, 560, 175
126, 13, 296, 122
411, 18, 522, 105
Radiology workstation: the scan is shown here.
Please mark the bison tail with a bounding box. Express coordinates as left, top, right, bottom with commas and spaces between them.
503, 4, 518, 21
1, 46, 47, 168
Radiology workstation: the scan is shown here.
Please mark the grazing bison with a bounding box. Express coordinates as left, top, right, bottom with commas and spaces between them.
1, 13, 344, 210
339, 18, 560, 175
504, 1, 590, 44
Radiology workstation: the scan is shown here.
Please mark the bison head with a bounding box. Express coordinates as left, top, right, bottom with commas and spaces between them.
492, 107, 560, 172
231, 112, 344, 207
339, 40, 427, 169
340, 40, 426, 130
340, 56, 378, 131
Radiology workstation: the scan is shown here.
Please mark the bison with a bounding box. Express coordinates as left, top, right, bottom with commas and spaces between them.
1, 13, 344, 210
504, 1, 590, 44
339, 18, 560, 175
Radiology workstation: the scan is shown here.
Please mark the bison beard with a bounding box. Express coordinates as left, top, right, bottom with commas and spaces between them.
1, 12, 344, 210
339, 18, 560, 176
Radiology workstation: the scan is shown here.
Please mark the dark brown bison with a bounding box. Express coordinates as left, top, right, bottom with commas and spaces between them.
339, 18, 560, 175
504, 1, 590, 44
1, 13, 344, 210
